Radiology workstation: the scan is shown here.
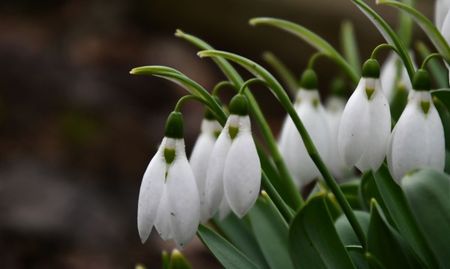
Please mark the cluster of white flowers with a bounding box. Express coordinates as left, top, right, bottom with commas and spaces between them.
137, 95, 261, 247
279, 59, 445, 186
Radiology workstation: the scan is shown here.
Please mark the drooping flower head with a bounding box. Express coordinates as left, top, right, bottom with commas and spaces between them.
380, 53, 413, 101
279, 69, 330, 186
387, 69, 446, 182
190, 109, 222, 223
137, 111, 200, 248
205, 94, 261, 219
338, 59, 391, 172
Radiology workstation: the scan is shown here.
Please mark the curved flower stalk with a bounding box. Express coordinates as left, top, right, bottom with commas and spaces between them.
435, 0, 450, 30
325, 95, 353, 181
388, 69, 445, 182
137, 112, 200, 248
338, 59, 391, 172
380, 53, 413, 101
279, 70, 330, 187
190, 112, 222, 223
204, 95, 261, 219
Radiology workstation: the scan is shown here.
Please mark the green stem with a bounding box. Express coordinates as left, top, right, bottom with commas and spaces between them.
370, 43, 398, 59
262, 171, 295, 221
174, 95, 209, 112
212, 80, 237, 96
175, 30, 304, 209
198, 49, 368, 249
416, 42, 449, 88
262, 51, 299, 95
421, 53, 444, 70
307, 52, 326, 69
239, 78, 267, 95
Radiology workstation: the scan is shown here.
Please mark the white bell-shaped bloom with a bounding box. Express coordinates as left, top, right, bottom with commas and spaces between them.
387, 90, 445, 182
279, 89, 330, 187
380, 53, 412, 101
137, 137, 200, 248
189, 119, 222, 223
338, 76, 391, 172
435, 0, 450, 30
205, 111, 261, 218
325, 96, 353, 180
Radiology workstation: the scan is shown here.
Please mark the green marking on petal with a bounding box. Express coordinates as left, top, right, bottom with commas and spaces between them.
312, 98, 319, 108
164, 148, 176, 164
365, 88, 375, 100
214, 130, 221, 138
229, 126, 239, 139
421, 101, 430, 114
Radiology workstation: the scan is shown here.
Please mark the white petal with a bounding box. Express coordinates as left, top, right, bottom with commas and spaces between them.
154, 184, 173, 240
442, 7, 450, 44
204, 117, 235, 218
436, 0, 450, 30
278, 114, 293, 154
167, 139, 200, 248
355, 81, 391, 171
380, 53, 397, 99
388, 91, 445, 181
218, 197, 231, 220
224, 116, 261, 217
190, 122, 218, 223
137, 139, 166, 243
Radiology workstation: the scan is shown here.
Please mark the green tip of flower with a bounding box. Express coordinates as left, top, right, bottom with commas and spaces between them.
164, 111, 184, 139
229, 95, 249, 115
174, 29, 184, 37
362, 59, 380, 78
300, 69, 318, 90
412, 69, 431, 91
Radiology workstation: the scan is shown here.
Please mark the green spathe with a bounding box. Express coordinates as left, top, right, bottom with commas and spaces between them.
229, 95, 249, 115
165, 112, 184, 139
412, 69, 431, 91
300, 69, 318, 90
362, 59, 380, 78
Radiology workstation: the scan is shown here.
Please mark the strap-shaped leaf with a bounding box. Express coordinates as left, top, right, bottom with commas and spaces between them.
340, 21, 361, 75
431, 88, 450, 112
351, 0, 415, 80
402, 169, 450, 268
262, 51, 298, 95
197, 225, 261, 269
378, 0, 450, 63
289, 195, 356, 269
250, 17, 359, 83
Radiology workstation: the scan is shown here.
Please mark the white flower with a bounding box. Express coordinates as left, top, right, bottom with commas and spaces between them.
387, 88, 445, 182
380, 53, 412, 101
435, 0, 450, 30
440, 8, 450, 81
279, 89, 330, 186
204, 95, 261, 218
137, 113, 200, 248
338, 60, 391, 172
189, 118, 222, 223
325, 96, 353, 180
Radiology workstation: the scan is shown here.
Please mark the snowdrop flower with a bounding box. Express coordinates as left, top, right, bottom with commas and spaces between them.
204, 94, 261, 218
279, 69, 330, 186
137, 112, 200, 248
440, 9, 450, 81
435, 0, 450, 30
380, 53, 412, 101
324, 80, 353, 180
338, 59, 391, 172
387, 69, 445, 182
190, 112, 222, 223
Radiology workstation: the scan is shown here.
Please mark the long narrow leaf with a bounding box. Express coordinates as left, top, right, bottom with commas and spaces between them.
262, 51, 298, 95
340, 21, 361, 74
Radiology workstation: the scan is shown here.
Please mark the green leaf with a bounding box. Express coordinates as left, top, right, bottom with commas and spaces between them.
389, 84, 409, 121
340, 21, 361, 75
351, 0, 415, 80
248, 194, 295, 269
431, 88, 450, 112
396, 0, 415, 47
335, 211, 370, 246
197, 225, 261, 269
289, 195, 356, 269
169, 250, 192, 269
262, 51, 298, 96
249, 17, 359, 83
162, 251, 170, 269
416, 42, 449, 88
433, 97, 450, 151
378, 0, 450, 63
340, 179, 364, 210
369, 165, 439, 268
214, 215, 269, 269
368, 202, 423, 269
402, 169, 450, 268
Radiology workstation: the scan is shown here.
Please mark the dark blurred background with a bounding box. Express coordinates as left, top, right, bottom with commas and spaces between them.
0, 0, 433, 268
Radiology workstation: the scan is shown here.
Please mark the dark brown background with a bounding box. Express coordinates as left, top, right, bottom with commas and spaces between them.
0, 0, 433, 268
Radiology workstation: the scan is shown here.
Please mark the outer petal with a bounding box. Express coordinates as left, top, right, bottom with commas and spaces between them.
223, 116, 261, 217
137, 139, 166, 243
355, 80, 391, 171
338, 79, 371, 166
154, 184, 173, 240
388, 92, 445, 181
190, 120, 219, 223
218, 197, 231, 220
278, 114, 293, 154
380, 53, 397, 99
204, 117, 234, 218
436, 0, 450, 30
167, 139, 200, 248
